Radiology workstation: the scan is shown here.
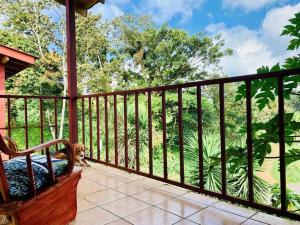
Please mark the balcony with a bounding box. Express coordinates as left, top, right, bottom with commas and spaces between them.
0, 69, 299, 225
72, 162, 298, 225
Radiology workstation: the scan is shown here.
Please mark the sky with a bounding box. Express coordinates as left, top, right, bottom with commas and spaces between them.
92, 0, 300, 76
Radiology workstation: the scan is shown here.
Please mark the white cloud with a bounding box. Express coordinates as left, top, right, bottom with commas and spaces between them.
91, 0, 129, 20
96, 5, 125, 20
91, 0, 204, 23
137, 0, 204, 23
205, 2, 300, 76
261, 3, 300, 55
223, 0, 277, 12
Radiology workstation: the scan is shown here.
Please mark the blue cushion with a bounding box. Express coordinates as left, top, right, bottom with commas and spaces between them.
3, 154, 68, 200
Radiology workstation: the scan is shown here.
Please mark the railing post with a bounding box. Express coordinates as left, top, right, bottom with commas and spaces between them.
97, 96, 101, 161
219, 83, 226, 196
124, 95, 128, 167
135, 94, 140, 171
162, 91, 168, 180
114, 95, 118, 165
89, 97, 93, 159
81, 99, 85, 146
0, 64, 5, 137
148, 91, 153, 175
197, 85, 204, 192
66, 0, 78, 144
246, 80, 254, 202
24, 98, 29, 149
178, 88, 184, 184
278, 76, 287, 212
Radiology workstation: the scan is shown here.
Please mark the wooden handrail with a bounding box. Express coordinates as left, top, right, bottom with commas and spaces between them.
0, 134, 75, 203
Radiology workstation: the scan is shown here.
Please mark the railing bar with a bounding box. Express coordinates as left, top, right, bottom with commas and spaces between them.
79, 69, 300, 99
39, 99, 44, 155
1, 125, 67, 130
81, 98, 85, 147
89, 97, 93, 159
162, 91, 168, 180
46, 147, 55, 184
39, 99, 44, 142
114, 95, 118, 165
219, 83, 227, 196
246, 81, 254, 202
0, 95, 69, 99
135, 93, 140, 172
54, 99, 58, 151
26, 155, 36, 196
197, 85, 204, 191
105, 96, 109, 162
24, 98, 29, 149
124, 95, 128, 168
278, 76, 287, 212
178, 88, 184, 184
148, 92, 153, 175
96, 96, 100, 161
7, 97, 11, 137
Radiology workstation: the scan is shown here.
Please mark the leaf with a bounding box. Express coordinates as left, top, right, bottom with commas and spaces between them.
270, 63, 281, 72
235, 94, 244, 102
285, 149, 300, 167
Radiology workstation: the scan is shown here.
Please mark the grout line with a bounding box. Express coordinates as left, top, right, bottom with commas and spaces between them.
246, 211, 272, 225
99, 201, 154, 221
104, 218, 134, 225
210, 203, 257, 219
80, 165, 278, 225
83, 192, 129, 207
77, 205, 98, 214
240, 216, 270, 225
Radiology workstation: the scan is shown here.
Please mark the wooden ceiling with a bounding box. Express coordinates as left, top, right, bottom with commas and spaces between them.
0, 45, 36, 79
54, 0, 105, 16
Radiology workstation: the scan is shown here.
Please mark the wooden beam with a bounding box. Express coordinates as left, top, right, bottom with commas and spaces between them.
0, 57, 9, 64
0, 45, 35, 65
54, 0, 104, 17
66, 0, 78, 144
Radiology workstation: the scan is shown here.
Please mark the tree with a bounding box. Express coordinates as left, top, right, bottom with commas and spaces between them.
234, 12, 300, 209
110, 15, 232, 88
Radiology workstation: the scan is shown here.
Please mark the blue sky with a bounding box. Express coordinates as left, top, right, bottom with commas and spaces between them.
93, 0, 300, 76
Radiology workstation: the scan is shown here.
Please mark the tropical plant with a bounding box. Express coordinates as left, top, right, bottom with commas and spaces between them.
185, 132, 270, 202
234, 12, 300, 208
271, 184, 300, 212
185, 132, 222, 192
116, 96, 152, 169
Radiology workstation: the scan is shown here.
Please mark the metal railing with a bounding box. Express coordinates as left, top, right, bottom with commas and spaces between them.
0, 68, 299, 220
0, 95, 68, 149
79, 68, 300, 221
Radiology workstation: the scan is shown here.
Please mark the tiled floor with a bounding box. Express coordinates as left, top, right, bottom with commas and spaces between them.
71, 162, 300, 225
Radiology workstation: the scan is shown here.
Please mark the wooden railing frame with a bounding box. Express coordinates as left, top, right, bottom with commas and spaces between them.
78, 68, 300, 221
0, 68, 299, 221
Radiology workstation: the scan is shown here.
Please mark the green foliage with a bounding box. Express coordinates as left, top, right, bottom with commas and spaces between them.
285, 148, 300, 167
116, 96, 150, 168
235, 12, 300, 167
228, 163, 270, 204
281, 12, 300, 51
111, 16, 232, 88
233, 12, 300, 209
271, 184, 300, 212
185, 132, 270, 203
185, 132, 221, 192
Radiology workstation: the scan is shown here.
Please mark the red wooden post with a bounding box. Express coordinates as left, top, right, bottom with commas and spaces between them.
66, 0, 78, 144
0, 64, 5, 136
